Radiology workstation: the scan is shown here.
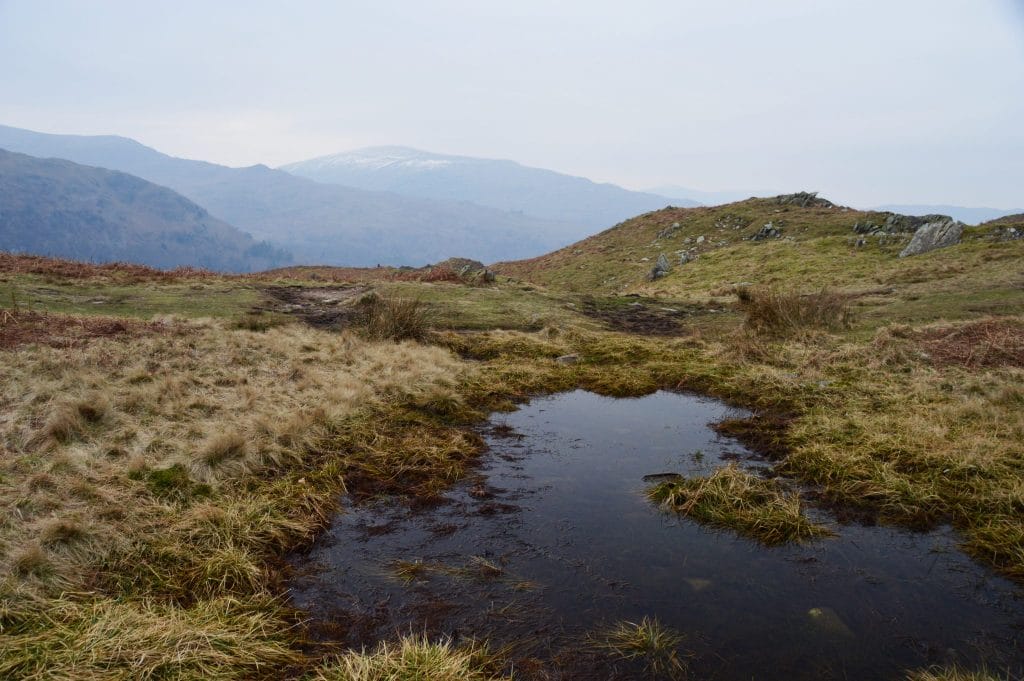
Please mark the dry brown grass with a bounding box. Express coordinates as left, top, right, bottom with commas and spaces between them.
358, 293, 433, 341
0, 251, 215, 283
0, 309, 164, 350
917, 317, 1024, 368
738, 286, 853, 336
0, 317, 469, 677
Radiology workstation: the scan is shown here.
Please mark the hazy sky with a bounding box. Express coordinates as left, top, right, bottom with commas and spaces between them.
1, 0, 1022, 207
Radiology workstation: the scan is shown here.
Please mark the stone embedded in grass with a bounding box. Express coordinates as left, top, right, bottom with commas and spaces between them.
646, 463, 832, 545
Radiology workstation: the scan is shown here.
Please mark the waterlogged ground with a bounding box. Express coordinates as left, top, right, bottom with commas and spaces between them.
290, 391, 1024, 680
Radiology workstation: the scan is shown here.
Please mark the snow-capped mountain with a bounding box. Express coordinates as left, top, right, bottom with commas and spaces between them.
282, 147, 695, 230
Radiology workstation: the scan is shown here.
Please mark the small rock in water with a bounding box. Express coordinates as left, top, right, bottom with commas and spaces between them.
807, 606, 855, 637
642, 472, 683, 483
555, 354, 579, 365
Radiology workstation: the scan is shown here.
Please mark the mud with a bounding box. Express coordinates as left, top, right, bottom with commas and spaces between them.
579, 296, 707, 335
257, 285, 370, 329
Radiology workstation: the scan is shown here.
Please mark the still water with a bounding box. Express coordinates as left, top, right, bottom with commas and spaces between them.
290, 390, 1024, 679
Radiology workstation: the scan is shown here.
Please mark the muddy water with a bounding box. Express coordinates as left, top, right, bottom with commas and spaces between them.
290, 390, 1024, 680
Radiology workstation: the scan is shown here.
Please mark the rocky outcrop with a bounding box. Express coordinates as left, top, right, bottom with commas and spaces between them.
898, 217, 963, 257
774, 191, 834, 208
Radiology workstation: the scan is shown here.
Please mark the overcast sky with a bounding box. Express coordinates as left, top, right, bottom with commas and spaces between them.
1, 0, 1022, 207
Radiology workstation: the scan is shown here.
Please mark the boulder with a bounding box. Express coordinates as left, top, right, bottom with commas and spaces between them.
898, 217, 963, 257
647, 253, 671, 280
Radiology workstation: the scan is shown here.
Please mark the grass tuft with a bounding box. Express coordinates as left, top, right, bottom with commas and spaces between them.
311, 635, 507, 681
358, 294, 432, 342
590, 616, 688, 679
906, 666, 1012, 681
201, 431, 248, 467
738, 286, 852, 336
647, 464, 832, 545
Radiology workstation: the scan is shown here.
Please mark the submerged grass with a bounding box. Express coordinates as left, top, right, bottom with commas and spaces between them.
647, 464, 832, 545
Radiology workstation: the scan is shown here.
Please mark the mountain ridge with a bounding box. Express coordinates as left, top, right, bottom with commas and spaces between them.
0, 125, 579, 266
281, 146, 695, 228
0, 148, 290, 272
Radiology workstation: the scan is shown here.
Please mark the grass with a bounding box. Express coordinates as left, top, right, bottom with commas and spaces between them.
589, 617, 688, 679
0, 313, 470, 677
3, 199, 1024, 678
357, 292, 432, 341
647, 464, 832, 545
738, 286, 853, 336
310, 635, 507, 681
906, 666, 1012, 681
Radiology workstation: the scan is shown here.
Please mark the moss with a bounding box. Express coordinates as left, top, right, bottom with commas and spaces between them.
145, 464, 213, 501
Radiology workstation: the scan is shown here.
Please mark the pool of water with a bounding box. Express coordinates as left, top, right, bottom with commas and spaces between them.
289, 390, 1024, 679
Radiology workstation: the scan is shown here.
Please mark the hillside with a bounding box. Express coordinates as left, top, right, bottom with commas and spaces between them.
495, 192, 1024, 324
0, 149, 290, 272
281, 146, 693, 228
0, 125, 574, 266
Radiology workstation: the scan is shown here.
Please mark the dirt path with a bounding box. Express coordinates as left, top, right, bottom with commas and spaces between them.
256, 285, 370, 329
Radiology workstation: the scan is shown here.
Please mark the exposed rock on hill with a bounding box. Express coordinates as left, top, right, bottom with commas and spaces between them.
775, 192, 834, 208
898, 217, 964, 258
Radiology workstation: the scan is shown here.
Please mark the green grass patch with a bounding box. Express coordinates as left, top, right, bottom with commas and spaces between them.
647, 464, 832, 545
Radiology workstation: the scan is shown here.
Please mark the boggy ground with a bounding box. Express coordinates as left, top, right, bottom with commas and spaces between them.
1, 196, 1023, 680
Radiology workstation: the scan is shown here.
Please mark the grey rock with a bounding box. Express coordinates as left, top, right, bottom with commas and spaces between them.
679, 252, 692, 265
774, 191, 834, 208
647, 252, 672, 280
752, 222, 782, 241
898, 218, 963, 257
555, 353, 579, 365
657, 222, 682, 239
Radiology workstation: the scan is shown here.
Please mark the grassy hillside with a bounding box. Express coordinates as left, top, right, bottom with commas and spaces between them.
1, 190, 1022, 680
495, 194, 1024, 326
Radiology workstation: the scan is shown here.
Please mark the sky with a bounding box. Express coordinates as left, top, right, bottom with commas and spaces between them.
1, 0, 1023, 208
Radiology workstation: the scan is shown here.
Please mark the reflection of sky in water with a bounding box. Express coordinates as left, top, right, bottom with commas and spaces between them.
291, 390, 1024, 680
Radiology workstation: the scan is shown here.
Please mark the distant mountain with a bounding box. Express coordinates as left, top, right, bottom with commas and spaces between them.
872, 204, 1024, 226
0, 149, 290, 271
0, 125, 579, 266
645, 185, 762, 206
281, 146, 693, 228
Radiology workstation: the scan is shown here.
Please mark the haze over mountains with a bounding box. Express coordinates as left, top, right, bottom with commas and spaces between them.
281, 146, 693, 226
0, 125, 685, 267
2, 123, 1019, 272
0, 149, 289, 271
871, 205, 1024, 226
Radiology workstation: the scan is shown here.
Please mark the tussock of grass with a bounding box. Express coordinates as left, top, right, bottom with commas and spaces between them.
358, 293, 432, 341
311, 635, 507, 681
590, 616, 688, 679
0, 595, 303, 680
907, 666, 1011, 681
647, 464, 831, 545
738, 286, 852, 336
1, 317, 469, 676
